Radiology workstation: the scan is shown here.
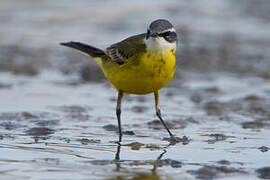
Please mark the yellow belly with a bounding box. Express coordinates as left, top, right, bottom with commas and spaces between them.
100, 50, 176, 95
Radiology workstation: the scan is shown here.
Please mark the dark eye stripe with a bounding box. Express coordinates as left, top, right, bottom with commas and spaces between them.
164, 32, 177, 43
159, 31, 171, 37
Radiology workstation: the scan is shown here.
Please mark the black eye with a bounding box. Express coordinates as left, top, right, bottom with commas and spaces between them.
159, 31, 171, 37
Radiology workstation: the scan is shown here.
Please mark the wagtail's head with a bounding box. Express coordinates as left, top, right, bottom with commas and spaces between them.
145, 19, 178, 55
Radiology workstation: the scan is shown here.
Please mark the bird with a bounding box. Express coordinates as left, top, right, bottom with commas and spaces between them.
61, 19, 178, 143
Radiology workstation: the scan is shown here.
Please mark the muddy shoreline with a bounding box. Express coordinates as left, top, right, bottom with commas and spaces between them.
1, 0, 270, 179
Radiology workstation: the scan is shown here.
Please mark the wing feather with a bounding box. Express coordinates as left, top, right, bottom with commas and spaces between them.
106, 33, 146, 64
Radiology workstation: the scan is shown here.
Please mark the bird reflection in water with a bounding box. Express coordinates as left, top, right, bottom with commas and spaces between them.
111, 141, 180, 180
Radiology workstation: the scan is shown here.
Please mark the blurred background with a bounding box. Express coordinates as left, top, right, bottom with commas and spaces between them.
1, 0, 270, 79
1, 1, 270, 180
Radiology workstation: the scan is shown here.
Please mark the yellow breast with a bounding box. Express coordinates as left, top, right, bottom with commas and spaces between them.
100, 49, 176, 95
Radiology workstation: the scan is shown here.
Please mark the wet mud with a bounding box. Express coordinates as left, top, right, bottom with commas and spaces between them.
1, 0, 270, 179
0, 70, 269, 180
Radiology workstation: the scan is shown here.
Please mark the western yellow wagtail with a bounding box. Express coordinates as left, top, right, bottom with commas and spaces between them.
61, 19, 178, 142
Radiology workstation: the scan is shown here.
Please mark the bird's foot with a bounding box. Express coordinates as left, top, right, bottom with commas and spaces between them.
163, 135, 191, 145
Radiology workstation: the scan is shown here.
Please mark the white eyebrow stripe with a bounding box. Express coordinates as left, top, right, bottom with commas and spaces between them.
160, 28, 176, 34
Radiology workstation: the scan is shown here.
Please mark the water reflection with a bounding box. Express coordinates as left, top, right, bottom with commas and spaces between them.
111, 142, 177, 180
112, 143, 168, 180
152, 149, 168, 173
114, 143, 121, 172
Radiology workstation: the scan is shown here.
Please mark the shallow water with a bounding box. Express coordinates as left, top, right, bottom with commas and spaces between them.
1, 0, 270, 179
0, 71, 269, 180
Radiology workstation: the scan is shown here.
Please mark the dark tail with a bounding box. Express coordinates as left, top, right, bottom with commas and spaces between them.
60, 41, 106, 58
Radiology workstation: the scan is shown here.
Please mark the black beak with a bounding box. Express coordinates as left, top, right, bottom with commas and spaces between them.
146, 30, 158, 39
146, 29, 150, 39
150, 32, 158, 38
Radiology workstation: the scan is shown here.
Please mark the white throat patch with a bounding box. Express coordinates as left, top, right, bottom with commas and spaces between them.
145, 37, 176, 55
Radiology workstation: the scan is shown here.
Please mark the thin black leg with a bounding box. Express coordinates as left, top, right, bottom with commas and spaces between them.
154, 90, 174, 138
116, 90, 124, 142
